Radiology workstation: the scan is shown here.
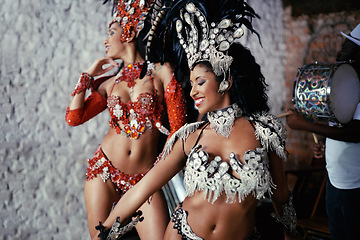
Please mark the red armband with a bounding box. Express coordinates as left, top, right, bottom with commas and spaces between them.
164, 75, 187, 135
65, 90, 107, 126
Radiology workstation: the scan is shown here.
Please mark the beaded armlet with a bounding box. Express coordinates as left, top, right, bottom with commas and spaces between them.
95, 211, 144, 240
71, 72, 94, 96
271, 192, 298, 235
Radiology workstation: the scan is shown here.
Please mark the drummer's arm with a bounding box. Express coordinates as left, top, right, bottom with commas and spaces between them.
286, 109, 360, 143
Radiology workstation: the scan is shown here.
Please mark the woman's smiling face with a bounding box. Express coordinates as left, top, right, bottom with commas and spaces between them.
190, 63, 231, 114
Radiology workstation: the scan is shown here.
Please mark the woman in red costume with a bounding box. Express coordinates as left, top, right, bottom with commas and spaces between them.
65, 0, 187, 239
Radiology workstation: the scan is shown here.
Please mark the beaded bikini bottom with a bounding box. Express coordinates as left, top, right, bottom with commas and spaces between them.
86, 146, 148, 194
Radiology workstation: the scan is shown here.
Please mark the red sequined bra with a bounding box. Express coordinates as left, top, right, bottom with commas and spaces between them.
107, 62, 169, 139
65, 63, 187, 139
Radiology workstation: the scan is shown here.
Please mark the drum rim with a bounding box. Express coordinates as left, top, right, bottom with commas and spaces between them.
292, 62, 359, 125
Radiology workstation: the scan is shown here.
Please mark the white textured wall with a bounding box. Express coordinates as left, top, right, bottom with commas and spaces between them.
0, 0, 285, 239
247, 0, 286, 115
0, 1, 111, 239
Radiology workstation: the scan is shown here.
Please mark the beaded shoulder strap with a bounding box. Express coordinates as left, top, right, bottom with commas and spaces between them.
160, 121, 206, 161
248, 112, 287, 160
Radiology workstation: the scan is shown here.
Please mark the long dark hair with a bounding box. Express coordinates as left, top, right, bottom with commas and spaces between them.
228, 44, 269, 115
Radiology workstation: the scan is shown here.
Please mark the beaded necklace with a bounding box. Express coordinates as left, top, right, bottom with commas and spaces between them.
115, 61, 144, 88
207, 103, 243, 138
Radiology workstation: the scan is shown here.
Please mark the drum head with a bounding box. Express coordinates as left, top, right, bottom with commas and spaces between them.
330, 64, 360, 124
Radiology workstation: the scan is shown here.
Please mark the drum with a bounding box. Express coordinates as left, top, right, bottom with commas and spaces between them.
293, 62, 360, 125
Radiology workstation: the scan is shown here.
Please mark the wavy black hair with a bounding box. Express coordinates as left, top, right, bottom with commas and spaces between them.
227, 43, 269, 114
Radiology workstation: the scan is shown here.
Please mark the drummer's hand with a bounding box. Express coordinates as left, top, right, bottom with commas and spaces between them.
311, 142, 325, 159
285, 109, 310, 130
85, 57, 119, 77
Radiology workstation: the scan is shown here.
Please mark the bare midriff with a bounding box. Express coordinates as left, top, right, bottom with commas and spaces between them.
101, 126, 160, 175
182, 192, 258, 240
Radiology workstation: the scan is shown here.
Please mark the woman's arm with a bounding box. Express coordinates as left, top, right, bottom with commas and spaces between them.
68, 57, 118, 108
156, 63, 187, 135
65, 89, 107, 126
65, 57, 119, 126
164, 75, 187, 134
268, 151, 291, 214
268, 151, 302, 240
94, 136, 187, 238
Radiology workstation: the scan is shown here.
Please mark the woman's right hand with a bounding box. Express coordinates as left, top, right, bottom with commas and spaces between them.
85, 57, 120, 77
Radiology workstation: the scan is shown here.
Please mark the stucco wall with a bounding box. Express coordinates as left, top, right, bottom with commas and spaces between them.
0, 1, 285, 239
248, 0, 286, 116
0, 1, 111, 239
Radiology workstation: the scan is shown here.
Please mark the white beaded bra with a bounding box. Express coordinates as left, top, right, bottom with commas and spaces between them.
159, 105, 287, 204
184, 144, 274, 204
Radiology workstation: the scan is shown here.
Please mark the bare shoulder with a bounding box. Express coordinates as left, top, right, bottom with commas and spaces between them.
154, 62, 174, 74
230, 117, 260, 149
152, 62, 174, 84
233, 117, 256, 136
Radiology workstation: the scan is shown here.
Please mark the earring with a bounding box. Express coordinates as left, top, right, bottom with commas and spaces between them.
217, 80, 230, 94
217, 68, 231, 94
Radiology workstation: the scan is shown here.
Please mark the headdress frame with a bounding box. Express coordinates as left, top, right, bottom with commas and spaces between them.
175, 0, 260, 77
103, 0, 152, 42
149, 0, 261, 80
